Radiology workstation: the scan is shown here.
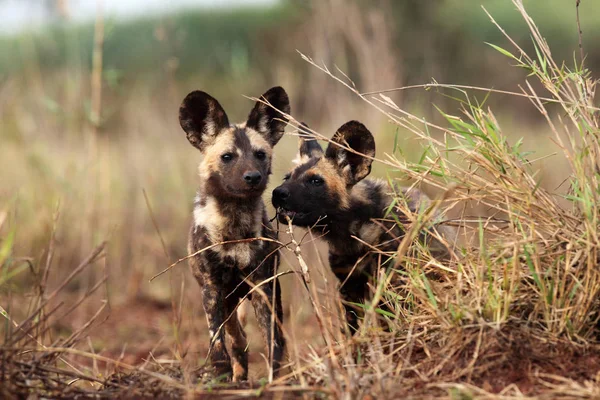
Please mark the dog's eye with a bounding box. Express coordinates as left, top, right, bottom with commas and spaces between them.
283, 173, 291, 181
255, 150, 266, 160
221, 153, 234, 162
309, 177, 324, 186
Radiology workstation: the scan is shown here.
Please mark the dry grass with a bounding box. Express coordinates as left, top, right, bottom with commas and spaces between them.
2, 0, 600, 398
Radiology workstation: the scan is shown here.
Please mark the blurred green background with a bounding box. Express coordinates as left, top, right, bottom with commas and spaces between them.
1, 0, 599, 305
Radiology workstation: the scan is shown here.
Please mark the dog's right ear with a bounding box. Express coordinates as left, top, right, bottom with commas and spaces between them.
325, 120, 375, 185
246, 86, 290, 147
297, 122, 324, 163
179, 91, 230, 151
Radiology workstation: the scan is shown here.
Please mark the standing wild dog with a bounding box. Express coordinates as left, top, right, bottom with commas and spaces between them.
272, 121, 455, 331
179, 87, 289, 381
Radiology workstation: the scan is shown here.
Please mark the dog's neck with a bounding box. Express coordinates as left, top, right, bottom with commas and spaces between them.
193, 184, 265, 243
323, 179, 390, 251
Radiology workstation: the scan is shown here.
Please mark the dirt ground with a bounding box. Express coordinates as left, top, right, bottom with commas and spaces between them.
3, 241, 600, 398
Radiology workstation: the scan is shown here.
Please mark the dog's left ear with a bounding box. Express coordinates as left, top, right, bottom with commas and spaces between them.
297, 122, 324, 161
325, 120, 376, 185
246, 86, 290, 147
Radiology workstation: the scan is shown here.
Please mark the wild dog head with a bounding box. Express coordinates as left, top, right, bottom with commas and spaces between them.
272, 121, 375, 226
179, 87, 290, 199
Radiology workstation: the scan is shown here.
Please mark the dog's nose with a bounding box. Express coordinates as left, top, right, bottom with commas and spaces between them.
243, 171, 262, 186
272, 186, 290, 205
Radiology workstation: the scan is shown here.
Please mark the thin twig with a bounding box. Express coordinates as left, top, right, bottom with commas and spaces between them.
149, 237, 282, 282
143, 188, 171, 261
576, 0, 585, 69
361, 83, 600, 111
9, 242, 106, 344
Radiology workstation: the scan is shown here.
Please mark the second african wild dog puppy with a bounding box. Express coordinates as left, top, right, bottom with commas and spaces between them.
272, 121, 455, 332
179, 87, 289, 381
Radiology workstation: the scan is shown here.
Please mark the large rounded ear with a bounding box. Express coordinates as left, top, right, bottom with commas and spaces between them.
296, 122, 324, 164
179, 91, 229, 151
325, 120, 376, 185
246, 87, 290, 147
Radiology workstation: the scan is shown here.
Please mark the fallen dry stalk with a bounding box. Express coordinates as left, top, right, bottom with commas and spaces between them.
150, 236, 282, 281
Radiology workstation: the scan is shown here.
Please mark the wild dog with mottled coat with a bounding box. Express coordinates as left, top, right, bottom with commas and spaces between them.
179, 87, 289, 381
272, 121, 455, 331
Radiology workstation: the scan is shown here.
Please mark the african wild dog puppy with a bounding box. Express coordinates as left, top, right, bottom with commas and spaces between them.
272, 121, 455, 331
179, 87, 289, 381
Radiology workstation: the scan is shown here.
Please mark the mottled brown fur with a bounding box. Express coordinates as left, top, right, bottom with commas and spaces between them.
272, 121, 455, 332
179, 87, 289, 381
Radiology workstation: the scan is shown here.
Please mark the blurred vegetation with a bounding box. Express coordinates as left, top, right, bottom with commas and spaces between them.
1, 0, 599, 303
2, 1, 599, 86
0, 5, 293, 81
1, 0, 598, 134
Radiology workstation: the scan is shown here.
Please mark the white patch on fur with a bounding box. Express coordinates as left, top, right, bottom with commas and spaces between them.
292, 153, 310, 165
195, 200, 264, 269
198, 168, 209, 181
203, 119, 216, 142
359, 222, 383, 245
257, 108, 269, 134
226, 202, 264, 267
245, 127, 272, 153
337, 150, 347, 166
193, 197, 225, 242
221, 202, 264, 268
342, 164, 352, 181
209, 330, 215, 338
222, 244, 252, 268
